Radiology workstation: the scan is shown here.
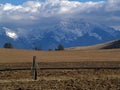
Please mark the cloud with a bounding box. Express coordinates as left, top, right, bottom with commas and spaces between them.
0, 0, 120, 30
106, 0, 120, 12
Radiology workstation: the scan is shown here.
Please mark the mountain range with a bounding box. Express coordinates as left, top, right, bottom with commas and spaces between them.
0, 18, 120, 50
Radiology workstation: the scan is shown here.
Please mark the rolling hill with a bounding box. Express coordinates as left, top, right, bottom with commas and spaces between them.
67, 39, 120, 50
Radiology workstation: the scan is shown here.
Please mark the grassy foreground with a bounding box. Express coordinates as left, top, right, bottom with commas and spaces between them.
0, 48, 120, 90
0, 69, 120, 90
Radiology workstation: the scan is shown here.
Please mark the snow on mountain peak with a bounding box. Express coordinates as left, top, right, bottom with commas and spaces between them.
0, 18, 120, 50
3, 27, 18, 40
6, 31, 18, 40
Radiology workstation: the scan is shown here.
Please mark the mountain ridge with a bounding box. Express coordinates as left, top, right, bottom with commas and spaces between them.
0, 18, 120, 50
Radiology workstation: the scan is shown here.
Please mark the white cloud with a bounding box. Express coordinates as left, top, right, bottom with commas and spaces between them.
106, 0, 120, 12
0, 0, 120, 29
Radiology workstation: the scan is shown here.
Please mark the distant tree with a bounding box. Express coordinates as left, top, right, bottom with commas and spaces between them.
56, 44, 64, 51
48, 49, 53, 51
3, 42, 13, 49
34, 45, 42, 51
34, 47, 42, 51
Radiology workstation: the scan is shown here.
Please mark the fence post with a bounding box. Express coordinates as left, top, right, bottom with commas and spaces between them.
33, 56, 37, 80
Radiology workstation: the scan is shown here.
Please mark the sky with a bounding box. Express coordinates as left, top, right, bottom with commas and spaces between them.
0, 0, 120, 31
0, 0, 107, 5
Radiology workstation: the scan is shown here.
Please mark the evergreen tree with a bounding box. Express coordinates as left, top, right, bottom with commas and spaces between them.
48, 49, 52, 51
56, 44, 64, 51
34, 45, 42, 51
3, 42, 13, 49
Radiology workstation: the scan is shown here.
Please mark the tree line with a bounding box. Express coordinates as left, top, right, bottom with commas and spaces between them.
3, 42, 64, 51
34, 44, 64, 51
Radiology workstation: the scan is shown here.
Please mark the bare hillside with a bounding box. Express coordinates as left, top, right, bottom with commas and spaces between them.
67, 39, 120, 50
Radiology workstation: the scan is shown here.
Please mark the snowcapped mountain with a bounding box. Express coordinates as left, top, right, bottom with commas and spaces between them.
0, 27, 32, 49
0, 18, 120, 50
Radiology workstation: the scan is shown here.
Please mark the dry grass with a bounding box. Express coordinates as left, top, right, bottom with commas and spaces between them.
0, 48, 120, 90
0, 69, 120, 90
0, 48, 120, 63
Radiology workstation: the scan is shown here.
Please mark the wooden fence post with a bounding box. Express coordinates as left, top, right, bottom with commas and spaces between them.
33, 56, 37, 80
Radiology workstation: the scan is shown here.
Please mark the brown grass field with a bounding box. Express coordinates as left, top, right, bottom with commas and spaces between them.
0, 48, 120, 63
0, 48, 120, 90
